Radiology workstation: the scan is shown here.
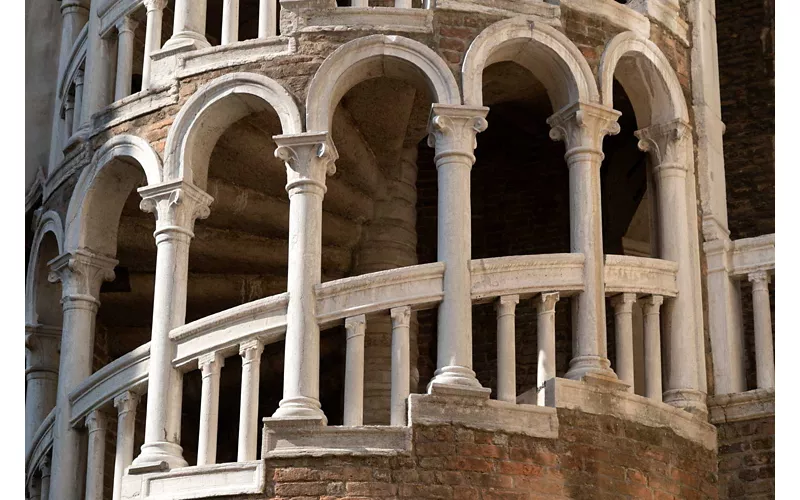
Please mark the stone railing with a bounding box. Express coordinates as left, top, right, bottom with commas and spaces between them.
25, 408, 55, 492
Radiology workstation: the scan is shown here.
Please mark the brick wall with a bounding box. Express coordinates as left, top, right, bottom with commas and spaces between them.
716, 416, 774, 499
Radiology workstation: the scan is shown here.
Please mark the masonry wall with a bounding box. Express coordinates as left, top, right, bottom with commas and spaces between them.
716, 416, 774, 499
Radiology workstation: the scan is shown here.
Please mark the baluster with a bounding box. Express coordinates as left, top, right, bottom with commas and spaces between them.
343, 315, 366, 426
258, 0, 278, 38
395, 0, 413, 7
749, 271, 775, 389
63, 94, 75, 146
390, 306, 411, 426
238, 340, 264, 461
198, 353, 224, 465
535, 292, 560, 406
352, 0, 368, 6
73, 70, 84, 135
222, 0, 239, 44
112, 392, 139, 500
40, 456, 51, 500
611, 293, 637, 393
642, 296, 664, 401
495, 295, 519, 403
84, 410, 108, 500
114, 16, 139, 100
142, 0, 167, 91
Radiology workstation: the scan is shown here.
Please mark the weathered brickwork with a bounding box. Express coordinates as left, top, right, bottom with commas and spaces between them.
716, 416, 774, 499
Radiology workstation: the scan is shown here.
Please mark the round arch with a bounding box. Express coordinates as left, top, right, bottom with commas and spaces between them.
163, 72, 303, 188
64, 134, 163, 255
305, 34, 461, 132
462, 17, 600, 110
25, 211, 65, 325
598, 31, 689, 128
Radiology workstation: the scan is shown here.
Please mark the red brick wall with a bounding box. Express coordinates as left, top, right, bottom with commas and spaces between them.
716, 416, 774, 499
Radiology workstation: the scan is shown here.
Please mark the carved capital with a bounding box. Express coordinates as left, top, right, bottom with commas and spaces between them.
495, 294, 519, 316
47, 250, 117, 301
535, 292, 560, 314
74, 69, 85, 87
114, 391, 140, 417
390, 306, 412, 328
345, 314, 366, 340
138, 180, 214, 237
642, 295, 664, 315
427, 104, 489, 164
274, 132, 338, 195
610, 292, 637, 313
85, 410, 108, 433
635, 119, 691, 171
61, 0, 90, 16
748, 270, 771, 291
143, 0, 169, 12
547, 102, 621, 157
116, 16, 139, 35
25, 324, 61, 373
39, 455, 52, 477
239, 339, 264, 363
198, 351, 225, 376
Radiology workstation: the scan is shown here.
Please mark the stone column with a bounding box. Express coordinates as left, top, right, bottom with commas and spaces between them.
237, 340, 264, 461
162, 0, 210, 53
636, 121, 706, 414
642, 296, 664, 401
270, 133, 337, 423
112, 392, 138, 500
40, 456, 51, 500
197, 353, 224, 466
63, 96, 75, 146
132, 181, 212, 471
47, 251, 117, 500
390, 307, 411, 426
343, 315, 366, 426
611, 293, 637, 392
57, 1, 89, 79
142, 0, 168, 91
81, 0, 116, 128
548, 102, 621, 381
114, 16, 139, 101
25, 325, 60, 452
222, 0, 240, 44
749, 271, 775, 389
84, 411, 108, 500
536, 292, 560, 406
495, 295, 519, 403
28, 478, 41, 500
426, 104, 489, 392
395, 0, 412, 7
258, 0, 278, 37
73, 70, 84, 136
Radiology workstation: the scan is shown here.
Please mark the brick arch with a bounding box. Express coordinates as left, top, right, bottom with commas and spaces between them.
305, 34, 461, 133
163, 72, 303, 189
25, 211, 64, 326
462, 17, 600, 110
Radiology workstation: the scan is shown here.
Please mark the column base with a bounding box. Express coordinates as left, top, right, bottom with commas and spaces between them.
426, 366, 485, 394
663, 388, 708, 416
564, 355, 617, 382
129, 442, 188, 474
160, 32, 211, 55
271, 396, 328, 425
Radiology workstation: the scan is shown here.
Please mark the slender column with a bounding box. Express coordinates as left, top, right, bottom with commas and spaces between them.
535, 292, 560, 406
73, 70, 84, 135
196, 353, 224, 466
112, 392, 138, 500
352, 0, 369, 6
611, 293, 637, 392
548, 102, 621, 381
28, 478, 41, 500
57, 1, 90, 79
390, 307, 411, 426
395, 0, 413, 7
162, 0, 210, 53
495, 295, 519, 403
114, 17, 139, 101
142, 0, 168, 91
81, 1, 116, 128
642, 296, 664, 401
63, 96, 75, 146
258, 0, 278, 37
237, 340, 264, 461
47, 251, 117, 500
749, 271, 775, 389
40, 456, 52, 500
132, 181, 212, 471
426, 104, 489, 391
271, 133, 338, 422
637, 121, 706, 413
84, 410, 109, 500
25, 325, 60, 452
222, 0, 240, 44
343, 315, 366, 427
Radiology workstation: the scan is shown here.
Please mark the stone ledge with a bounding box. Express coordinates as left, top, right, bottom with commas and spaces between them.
121, 461, 265, 500
408, 384, 559, 439
708, 388, 775, 424
536, 376, 717, 450
301, 7, 434, 35
429, 0, 561, 26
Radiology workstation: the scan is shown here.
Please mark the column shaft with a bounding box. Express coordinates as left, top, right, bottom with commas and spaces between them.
73, 71, 84, 135
643, 296, 664, 401
114, 17, 139, 101
495, 296, 519, 403
40, 458, 52, 500
390, 307, 411, 426
611, 293, 637, 392
222, 0, 239, 45
258, 0, 277, 37
238, 341, 264, 461
57, 2, 89, 80
749, 271, 775, 389
343, 316, 366, 426
164, 0, 210, 52
25, 326, 60, 453
84, 411, 108, 500
81, 1, 116, 127
142, 0, 167, 91
112, 392, 138, 500
536, 293, 560, 406
197, 353, 224, 466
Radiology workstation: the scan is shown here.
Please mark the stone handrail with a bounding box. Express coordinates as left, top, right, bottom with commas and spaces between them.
67, 342, 151, 427
470, 253, 585, 302
58, 23, 88, 98
730, 233, 775, 277
25, 407, 55, 483
604, 254, 679, 297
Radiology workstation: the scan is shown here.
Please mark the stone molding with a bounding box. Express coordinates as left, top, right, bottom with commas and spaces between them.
262, 419, 412, 458
470, 253, 585, 302
299, 7, 434, 35
604, 254, 678, 297
122, 461, 265, 500
708, 388, 775, 424
730, 233, 775, 278
430, 0, 560, 23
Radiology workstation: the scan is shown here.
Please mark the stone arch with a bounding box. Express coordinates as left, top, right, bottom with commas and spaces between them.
462, 17, 600, 110
64, 134, 163, 256
598, 31, 689, 128
25, 211, 65, 326
305, 34, 461, 132
163, 72, 303, 188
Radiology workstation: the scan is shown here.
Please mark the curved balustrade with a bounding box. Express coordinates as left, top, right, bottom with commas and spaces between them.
25, 409, 55, 485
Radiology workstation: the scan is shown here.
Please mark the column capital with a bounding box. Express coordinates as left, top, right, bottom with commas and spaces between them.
642, 295, 665, 315
143, 0, 169, 12
74, 68, 84, 87
427, 104, 489, 164
239, 339, 264, 361
535, 292, 560, 313
547, 102, 621, 156
345, 315, 366, 339
748, 270, 771, 290
61, 0, 90, 15
274, 132, 338, 195
116, 16, 139, 35
138, 180, 214, 237
495, 295, 519, 315
635, 119, 692, 170
198, 351, 225, 375
25, 324, 61, 374
48, 249, 117, 302
610, 292, 637, 312
114, 390, 140, 416
39, 455, 52, 477
390, 306, 412, 327
85, 410, 109, 433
